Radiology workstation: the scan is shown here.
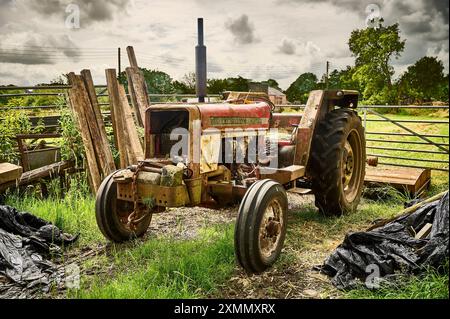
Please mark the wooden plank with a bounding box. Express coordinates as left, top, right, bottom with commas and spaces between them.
364, 166, 431, 195
19, 160, 72, 184
415, 223, 432, 239
126, 67, 141, 126
74, 74, 109, 179
106, 69, 129, 168
118, 84, 144, 163
126, 46, 139, 69
68, 72, 102, 192
126, 67, 147, 127
0, 163, 23, 184
367, 191, 447, 231
80, 69, 116, 176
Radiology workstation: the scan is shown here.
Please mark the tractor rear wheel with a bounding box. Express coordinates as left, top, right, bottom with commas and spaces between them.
235, 179, 288, 274
95, 170, 153, 242
309, 109, 366, 216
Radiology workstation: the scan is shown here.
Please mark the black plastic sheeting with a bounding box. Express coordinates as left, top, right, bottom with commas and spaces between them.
0, 205, 78, 298
316, 192, 449, 290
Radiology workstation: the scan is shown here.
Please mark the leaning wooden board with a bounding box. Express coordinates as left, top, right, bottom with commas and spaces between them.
0, 163, 23, 185
364, 166, 431, 195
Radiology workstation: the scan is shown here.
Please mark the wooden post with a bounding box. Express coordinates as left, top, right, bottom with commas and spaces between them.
68, 72, 102, 192
80, 69, 116, 175
126, 46, 139, 69
126, 67, 147, 127
106, 69, 130, 168
118, 84, 144, 163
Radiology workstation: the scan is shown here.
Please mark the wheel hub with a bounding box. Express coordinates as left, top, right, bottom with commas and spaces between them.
341, 129, 362, 203
342, 140, 354, 188
259, 199, 283, 259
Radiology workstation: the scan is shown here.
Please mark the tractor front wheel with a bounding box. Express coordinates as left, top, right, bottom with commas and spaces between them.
235, 179, 288, 274
95, 170, 153, 242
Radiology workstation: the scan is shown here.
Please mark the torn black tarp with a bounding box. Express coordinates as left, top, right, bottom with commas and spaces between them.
0, 205, 78, 298
316, 192, 449, 290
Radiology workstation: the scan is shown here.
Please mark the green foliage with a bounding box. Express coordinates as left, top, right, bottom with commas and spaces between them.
320, 66, 361, 91
58, 107, 84, 164
349, 21, 405, 104
119, 68, 175, 94
207, 78, 229, 94
0, 110, 33, 163
264, 78, 282, 91
398, 56, 448, 103
285, 72, 318, 103
207, 76, 250, 94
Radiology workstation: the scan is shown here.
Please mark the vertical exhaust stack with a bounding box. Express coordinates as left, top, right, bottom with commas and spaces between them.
196, 18, 207, 103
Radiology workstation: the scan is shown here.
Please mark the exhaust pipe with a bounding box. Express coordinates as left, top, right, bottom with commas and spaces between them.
195, 18, 207, 103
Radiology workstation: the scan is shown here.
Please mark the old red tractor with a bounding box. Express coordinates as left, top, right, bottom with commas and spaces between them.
96, 89, 366, 273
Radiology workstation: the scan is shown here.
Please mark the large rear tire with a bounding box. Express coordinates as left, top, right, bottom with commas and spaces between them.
308, 109, 366, 216
95, 170, 153, 242
235, 179, 288, 274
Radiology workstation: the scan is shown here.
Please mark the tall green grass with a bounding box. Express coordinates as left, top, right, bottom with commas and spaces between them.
73, 225, 236, 299
4, 174, 102, 245
346, 262, 449, 299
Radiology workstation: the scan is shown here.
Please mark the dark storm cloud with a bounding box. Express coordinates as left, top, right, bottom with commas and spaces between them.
429, 0, 449, 23
27, 0, 130, 24
278, 39, 296, 55
225, 14, 258, 45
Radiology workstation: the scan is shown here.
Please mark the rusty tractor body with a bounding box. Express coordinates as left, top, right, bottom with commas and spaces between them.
96, 89, 366, 273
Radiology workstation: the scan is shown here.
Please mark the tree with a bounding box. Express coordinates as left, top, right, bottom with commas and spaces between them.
207, 76, 250, 94
226, 76, 250, 91
119, 68, 175, 94
285, 72, 318, 103
207, 78, 228, 94
181, 72, 196, 93
398, 56, 447, 103
264, 79, 282, 91
349, 21, 405, 104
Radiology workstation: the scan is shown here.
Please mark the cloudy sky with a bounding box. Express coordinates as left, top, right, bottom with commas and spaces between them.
0, 0, 448, 89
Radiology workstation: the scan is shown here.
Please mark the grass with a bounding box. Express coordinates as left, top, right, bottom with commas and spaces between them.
72, 225, 236, 299
345, 262, 449, 299
4, 179, 448, 299
4, 176, 102, 246
364, 113, 449, 172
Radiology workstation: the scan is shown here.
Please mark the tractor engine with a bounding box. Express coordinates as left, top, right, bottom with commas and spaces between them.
145, 102, 273, 185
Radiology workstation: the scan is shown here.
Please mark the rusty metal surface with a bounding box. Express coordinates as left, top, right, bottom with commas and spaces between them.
270, 113, 302, 129
258, 165, 305, 185
293, 90, 325, 166
197, 102, 271, 130
117, 182, 190, 207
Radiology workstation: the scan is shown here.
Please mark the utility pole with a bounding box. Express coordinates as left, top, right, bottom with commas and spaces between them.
118, 48, 122, 76
325, 61, 330, 90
